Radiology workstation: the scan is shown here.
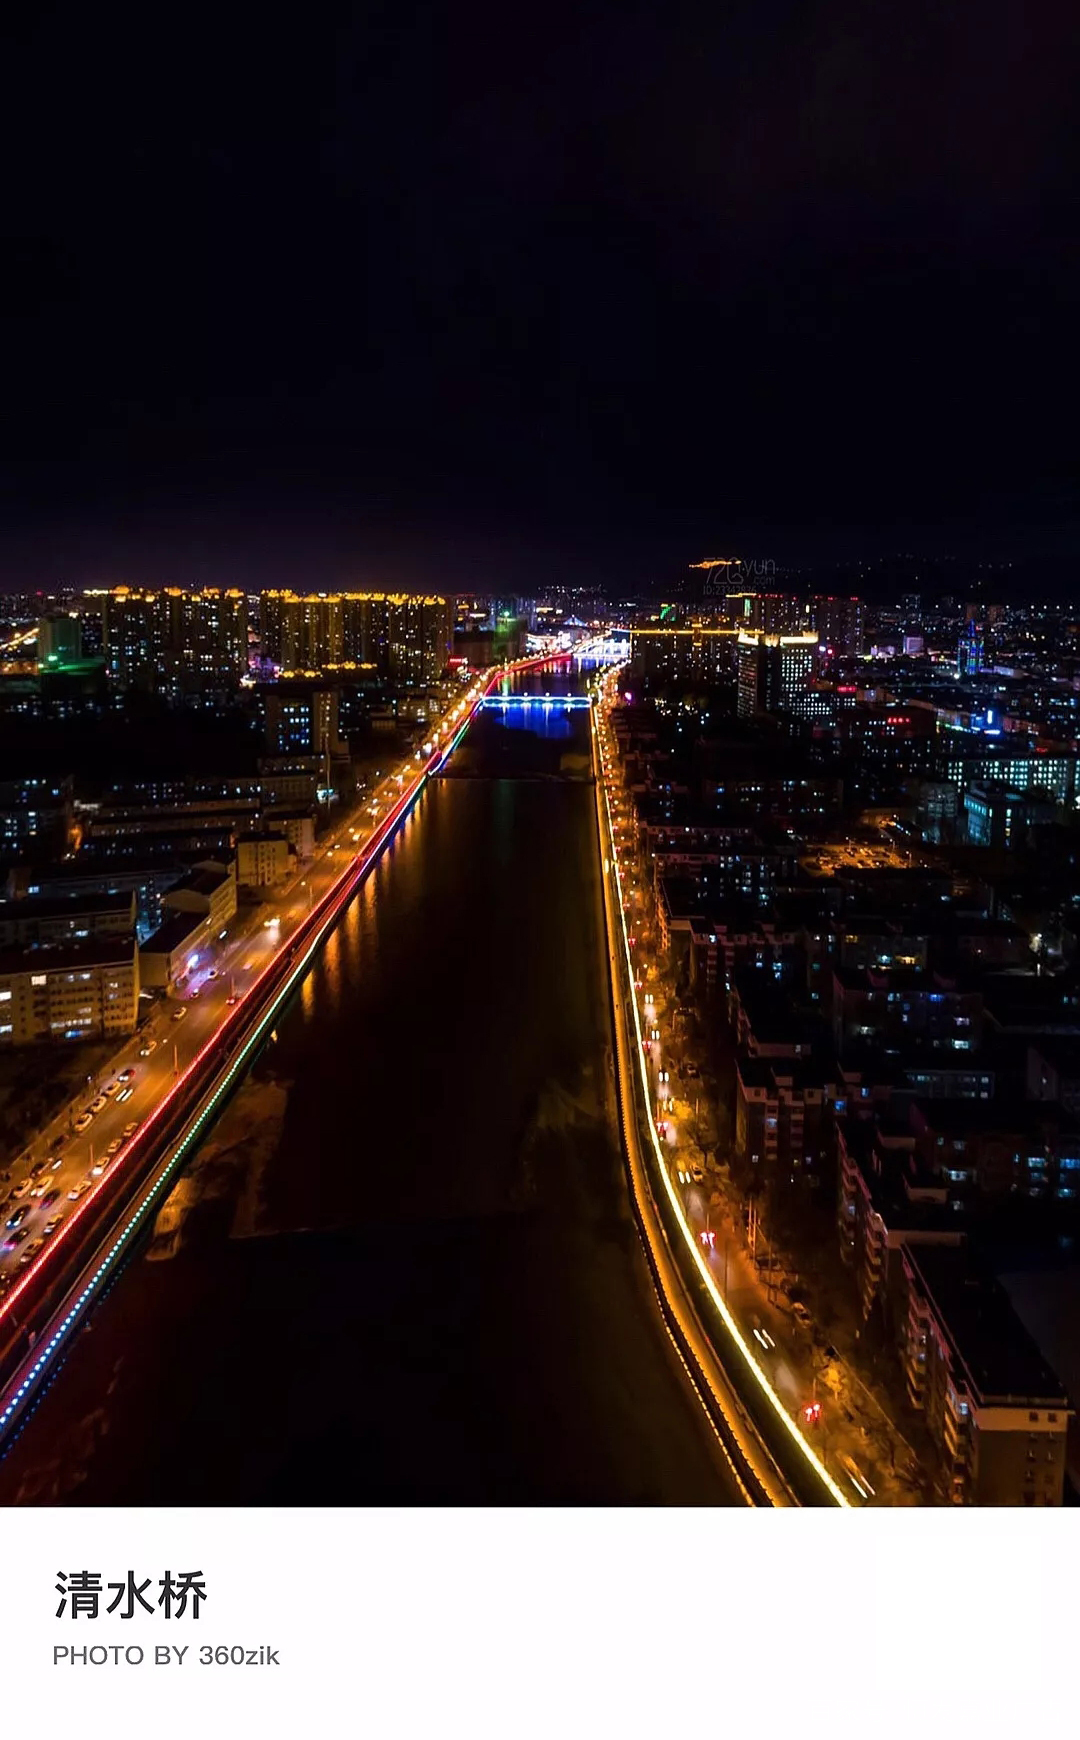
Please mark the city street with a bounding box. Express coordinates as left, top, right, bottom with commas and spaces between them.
593, 666, 852, 1504
594, 669, 926, 1502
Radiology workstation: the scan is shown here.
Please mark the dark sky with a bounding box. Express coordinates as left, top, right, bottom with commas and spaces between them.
0, 1, 1077, 592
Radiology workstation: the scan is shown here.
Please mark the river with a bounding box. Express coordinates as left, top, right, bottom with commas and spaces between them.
0, 669, 739, 1505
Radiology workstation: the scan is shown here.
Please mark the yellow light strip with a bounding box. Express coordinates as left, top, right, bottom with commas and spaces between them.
594, 667, 848, 1506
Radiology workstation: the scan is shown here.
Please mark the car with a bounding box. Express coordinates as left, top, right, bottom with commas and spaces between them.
171, 1007, 187, 1023
12, 1179, 33, 1201
43, 1215, 64, 1237
189, 989, 201, 1000
49, 1155, 64, 1171
106, 1138, 123, 1157
40, 1189, 61, 1211
29, 1159, 47, 1178
89, 1095, 108, 1115
226, 993, 239, 1005
74, 1112, 93, 1133
18, 1238, 45, 1267
29, 1181, 49, 1197
792, 1302, 812, 1328
5, 1206, 28, 1229
104, 1080, 123, 1098
207, 968, 218, 979
138, 1037, 158, 1056
118, 1067, 135, 1082
67, 1180, 91, 1202
4, 1227, 30, 1251
122, 1122, 139, 1140
688, 1163, 706, 1185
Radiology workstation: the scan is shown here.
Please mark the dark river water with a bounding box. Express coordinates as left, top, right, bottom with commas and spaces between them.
0, 671, 738, 1505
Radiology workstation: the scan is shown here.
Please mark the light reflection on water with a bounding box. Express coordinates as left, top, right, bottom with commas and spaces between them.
0, 663, 739, 1506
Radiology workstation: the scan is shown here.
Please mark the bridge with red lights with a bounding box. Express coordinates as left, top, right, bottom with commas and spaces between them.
0, 652, 569, 1445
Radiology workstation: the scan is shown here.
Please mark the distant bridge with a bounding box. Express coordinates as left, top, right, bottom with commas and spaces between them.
480, 693, 593, 711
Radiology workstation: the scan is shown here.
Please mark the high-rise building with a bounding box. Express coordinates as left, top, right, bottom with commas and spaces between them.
629, 627, 737, 688
900, 592, 921, 623
98, 589, 160, 689
257, 680, 345, 765
957, 619, 985, 679
735, 631, 818, 718
160, 588, 248, 695
810, 596, 864, 658
261, 592, 453, 687
0, 776, 74, 858
899, 1245, 1069, 1506
37, 613, 83, 670
97, 588, 248, 696
723, 593, 808, 634
259, 593, 343, 671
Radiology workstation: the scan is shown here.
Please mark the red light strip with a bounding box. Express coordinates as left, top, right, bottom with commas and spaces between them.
0, 654, 568, 1333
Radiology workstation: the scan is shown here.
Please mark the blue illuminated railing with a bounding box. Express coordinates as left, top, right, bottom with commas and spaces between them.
480, 693, 592, 710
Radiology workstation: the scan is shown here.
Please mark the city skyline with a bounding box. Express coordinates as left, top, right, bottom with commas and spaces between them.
0, 0, 1078, 1522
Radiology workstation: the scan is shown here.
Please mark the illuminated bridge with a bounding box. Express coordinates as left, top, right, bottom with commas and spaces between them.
0, 651, 570, 1450
480, 693, 592, 710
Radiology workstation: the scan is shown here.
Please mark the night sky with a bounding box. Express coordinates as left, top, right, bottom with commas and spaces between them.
0, 1, 1077, 592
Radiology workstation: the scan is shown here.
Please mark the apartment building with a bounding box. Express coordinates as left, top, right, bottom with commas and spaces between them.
0, 936, 139, 1045
899, 1245, 1070, 1506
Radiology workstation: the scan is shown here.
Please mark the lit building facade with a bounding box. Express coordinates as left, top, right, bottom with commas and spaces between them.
0, 776, 74, 858
258, 681, 343, 761
735, 631, 818, 718
628, 627, 736, 687
810, 595, 865, 657
259, 592, 453, 687
899, 1245, 1070, 1506
0, 937, 139, 1046
37, 613, 83, 670
957, 619, 985, 678
98, 588, 248, 696
723, 593, 808, 634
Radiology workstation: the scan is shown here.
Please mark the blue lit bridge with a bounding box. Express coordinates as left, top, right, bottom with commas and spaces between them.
480, 693, 593, 711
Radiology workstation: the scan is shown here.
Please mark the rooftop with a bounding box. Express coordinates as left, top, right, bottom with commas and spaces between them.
0, 890, 135, 923
833, 964, 980, 995
182, 866, 234, 898
0, 934, 137, 975
140, 912, 209, 957
904, 1244, 1068, 1407
909, 1097, 1078, 1141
